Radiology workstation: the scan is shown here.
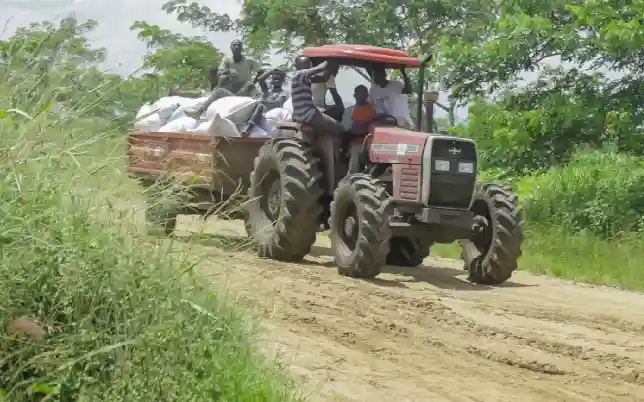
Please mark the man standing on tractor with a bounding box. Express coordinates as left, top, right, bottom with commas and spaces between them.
291, 56, 344, 135
369, 65, 413, 128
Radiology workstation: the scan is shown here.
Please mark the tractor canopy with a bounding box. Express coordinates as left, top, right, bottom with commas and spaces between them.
302, 44, 422, 69
302, 44, 431, 130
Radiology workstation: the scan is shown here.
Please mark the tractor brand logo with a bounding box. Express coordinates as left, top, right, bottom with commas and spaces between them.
448, 147, 461, 155
371, 143, 420, 155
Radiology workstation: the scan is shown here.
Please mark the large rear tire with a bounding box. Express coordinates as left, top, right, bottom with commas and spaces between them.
245, 138, 323, 261
465, 182, 523, 285
386, 237, 431, 267
330, 174, 391, 278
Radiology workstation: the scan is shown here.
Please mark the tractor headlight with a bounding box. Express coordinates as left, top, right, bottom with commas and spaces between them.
458, 162, 474, 174
434, 159, 450, 172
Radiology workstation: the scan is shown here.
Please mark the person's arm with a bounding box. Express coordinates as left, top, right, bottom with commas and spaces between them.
254, 69, 271, 95
399, 68, 412, 94
218, 57, 230, 71
305, 61, 331, 80
328, 87, 344, 110
342, 106, 354, 131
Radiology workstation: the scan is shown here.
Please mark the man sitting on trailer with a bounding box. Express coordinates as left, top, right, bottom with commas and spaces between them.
255, 68, 289, 110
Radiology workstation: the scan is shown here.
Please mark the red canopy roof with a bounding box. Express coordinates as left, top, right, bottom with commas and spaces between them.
302, 44, 422, 68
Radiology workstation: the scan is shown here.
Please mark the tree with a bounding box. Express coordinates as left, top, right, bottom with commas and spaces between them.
130, 21, 223, 91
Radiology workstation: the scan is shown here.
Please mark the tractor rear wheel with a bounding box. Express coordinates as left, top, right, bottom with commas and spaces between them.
245, 138, 323, 261
465, 182, 523, 285
330, 174, 391, 278
386, 237, 431, 267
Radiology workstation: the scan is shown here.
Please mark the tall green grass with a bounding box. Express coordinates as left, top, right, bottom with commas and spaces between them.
0, 67, 302, 400
434, 151, 644, 290
433, 226, 644, 290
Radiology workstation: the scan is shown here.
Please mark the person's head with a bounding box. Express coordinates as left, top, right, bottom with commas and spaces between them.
372, 65, 388, 86
230, 39, 243, 60
294, 55, 312, 70
354, 85, 369, 105
270, 69, 286, 89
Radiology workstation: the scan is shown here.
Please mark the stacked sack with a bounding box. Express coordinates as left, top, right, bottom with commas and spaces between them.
133, 95, 293, 138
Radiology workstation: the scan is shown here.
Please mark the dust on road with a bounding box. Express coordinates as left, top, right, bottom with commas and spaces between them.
175, 216, 644, 402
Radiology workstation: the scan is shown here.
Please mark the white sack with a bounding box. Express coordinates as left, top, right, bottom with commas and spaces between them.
192, 113, 240, 137
282, 98, 293, 115
168, 96, 209, 121
205, 96, 260, 123
158, 116, 198, 133
133, 112, 163, 132
210, 113, 241, 137
248, 125, 269, 138
152, 96, 183, 121
135, 102, 155, 120
192, 121, 212, 135
264, 107, 292, 122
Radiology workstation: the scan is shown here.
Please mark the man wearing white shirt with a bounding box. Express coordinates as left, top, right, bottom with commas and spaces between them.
368, 65, 413, 127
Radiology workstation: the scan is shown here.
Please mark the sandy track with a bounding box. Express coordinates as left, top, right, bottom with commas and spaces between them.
175, 216, 644, 401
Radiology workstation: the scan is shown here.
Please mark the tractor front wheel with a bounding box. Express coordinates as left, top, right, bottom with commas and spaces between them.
330, 174, 391, 278
464, 182, 524, 285
386, 237, 431, 267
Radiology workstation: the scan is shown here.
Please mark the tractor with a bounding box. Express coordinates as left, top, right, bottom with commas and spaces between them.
244, 44, 524, 285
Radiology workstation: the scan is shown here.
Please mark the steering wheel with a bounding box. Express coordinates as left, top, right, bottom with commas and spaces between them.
371, 113, 398, 127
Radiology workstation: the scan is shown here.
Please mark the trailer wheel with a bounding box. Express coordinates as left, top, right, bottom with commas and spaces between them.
330, 174, 391, 278
386, 237, 431, 267
245, 138, 323, 261
465, 182, 524, 285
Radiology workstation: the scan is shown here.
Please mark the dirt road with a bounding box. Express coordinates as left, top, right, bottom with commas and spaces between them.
176, 216, 644, 402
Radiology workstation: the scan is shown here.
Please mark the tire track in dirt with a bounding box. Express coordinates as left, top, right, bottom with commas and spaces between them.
173, 216, 644, 401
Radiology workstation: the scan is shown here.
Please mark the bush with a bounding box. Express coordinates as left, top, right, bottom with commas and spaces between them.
521, 150, 644, 237
0, 83, 300, 401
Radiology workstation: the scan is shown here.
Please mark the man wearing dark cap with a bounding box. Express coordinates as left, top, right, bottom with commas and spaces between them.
255, 67, 288, 110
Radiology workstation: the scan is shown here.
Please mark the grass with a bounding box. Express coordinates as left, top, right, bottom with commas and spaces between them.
432, 225, 644, 290
0, 76, 302, 400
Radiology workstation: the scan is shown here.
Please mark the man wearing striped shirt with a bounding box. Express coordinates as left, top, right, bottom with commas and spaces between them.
291, 56, 344, 135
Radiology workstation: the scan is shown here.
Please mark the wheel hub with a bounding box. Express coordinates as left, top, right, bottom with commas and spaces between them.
267, 179, 281, 218
344, 216, 357, 238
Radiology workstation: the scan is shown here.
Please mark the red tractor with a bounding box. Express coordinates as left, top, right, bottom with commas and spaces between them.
244, 44, 523, 285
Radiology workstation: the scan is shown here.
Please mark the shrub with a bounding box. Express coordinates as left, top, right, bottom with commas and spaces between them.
521, 150, 644, 237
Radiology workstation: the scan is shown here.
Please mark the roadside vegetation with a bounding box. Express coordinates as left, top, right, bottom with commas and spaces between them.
2, 0, 644, 398
0, 17, 300, 402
